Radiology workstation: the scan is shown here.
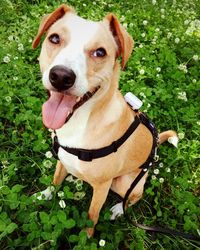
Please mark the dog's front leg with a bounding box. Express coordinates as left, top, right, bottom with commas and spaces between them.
87, 180, 112, 237
53, 160, 68, 185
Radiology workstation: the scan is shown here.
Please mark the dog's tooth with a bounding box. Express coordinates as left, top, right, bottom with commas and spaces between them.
76, 97, 81, 102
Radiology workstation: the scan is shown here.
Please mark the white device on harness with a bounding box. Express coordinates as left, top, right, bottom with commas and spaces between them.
124, 92, 143, 110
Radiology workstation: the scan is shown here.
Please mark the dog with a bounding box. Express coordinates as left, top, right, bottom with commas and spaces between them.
32, 4, 178, 237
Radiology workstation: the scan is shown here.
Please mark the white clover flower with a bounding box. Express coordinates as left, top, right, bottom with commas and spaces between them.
3, 55, 10, 63
99, 239, 106, 247
155, 28, 160, 32
45, 151, 53, 158
159, 178, 164, 183
2, 160, 9, 165
193, 55, 199, 61
129, 23, 134, 28
13, 76, 18, 81
152, 0, 157, 5
175, 38, 180, 44
28, 38, 32, 43
139, 92, 146, 98
74, 191, 86, 200
177, 91, 187, 101
8, 35, 14, 41
178, 132, 185, 139
42, 139, 46, 144
59, 200, 66, 208
142, 57, 146, 60
83, 3, 86, 6
178, 64, 188, 73
43, 160, 53, 168
141, 33, 146, 37
159, 162, 164, 168
75, 179, 83, 186
18, 43, 24, 51
139, 44, 143, 48
5, 96, 12, 102
186, 19, 200, 37
161, 15, 165, 19
156, 74, 160, 77
123, 23, 128, 29
153, 169, 159, 175
160, 9, 165, 13
196, 121, 200, 125
184, 20, 190, 25
120, 16, 125, 22
65, 175, 75, 182
147, 103, 151, 109
139, 69, 145, 75
76, 185, 83, 191
167, 32, 172, 38
143, 20, 148, 25
166, 167, 171, 172
152, 175, 157, 180
15, 36, 19, 42
93, 1, 96, 5
156, 67, 161, 72
14, 56, 18, 60
192, 79, 197, 83
57, 191, 64, 198
49, 186, 55, 192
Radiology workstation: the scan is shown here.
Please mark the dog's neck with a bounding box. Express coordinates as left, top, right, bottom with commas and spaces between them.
55, 63, 134, 148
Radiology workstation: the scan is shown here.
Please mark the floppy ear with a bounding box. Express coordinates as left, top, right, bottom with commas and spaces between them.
104, 14, 134, 69
32, 4, 74, 49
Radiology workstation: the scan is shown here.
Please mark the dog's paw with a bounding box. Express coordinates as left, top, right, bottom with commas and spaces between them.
110, 202, 124, 220
33, 186, 55, 201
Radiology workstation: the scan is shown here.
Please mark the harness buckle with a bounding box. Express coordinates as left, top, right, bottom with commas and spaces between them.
154, 147, 159, 162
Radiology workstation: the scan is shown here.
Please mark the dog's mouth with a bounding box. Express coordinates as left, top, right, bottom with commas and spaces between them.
42, 86, 100, 130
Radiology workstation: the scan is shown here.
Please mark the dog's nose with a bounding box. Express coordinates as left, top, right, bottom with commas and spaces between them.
49, 65, 76, 91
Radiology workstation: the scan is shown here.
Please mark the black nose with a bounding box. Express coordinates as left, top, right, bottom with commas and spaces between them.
49, 65, 76, 91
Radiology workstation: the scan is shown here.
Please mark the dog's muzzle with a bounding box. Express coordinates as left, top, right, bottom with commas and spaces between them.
49, 65, 76, 91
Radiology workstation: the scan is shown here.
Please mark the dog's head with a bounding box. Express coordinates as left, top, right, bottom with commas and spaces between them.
33, 5, 133, 130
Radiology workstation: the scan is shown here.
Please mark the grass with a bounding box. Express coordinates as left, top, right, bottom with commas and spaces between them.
0, 0, 200, 249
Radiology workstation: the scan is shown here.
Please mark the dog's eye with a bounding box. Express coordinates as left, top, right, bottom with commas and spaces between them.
92, 48, 107, 58
48, 33, 60, 44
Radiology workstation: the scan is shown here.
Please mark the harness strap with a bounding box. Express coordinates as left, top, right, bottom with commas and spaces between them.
52, 114, 141, 162
134, 223, 200, 241
122, 113, 159, 211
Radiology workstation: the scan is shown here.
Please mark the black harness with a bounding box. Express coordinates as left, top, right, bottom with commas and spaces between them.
52, 112, 159, 209
52, 112, 158, 163
51, 111, 200, 242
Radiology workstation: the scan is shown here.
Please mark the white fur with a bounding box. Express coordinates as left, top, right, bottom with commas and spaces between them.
33, 186, 55, 201
41, 13, 123, 177
168, 136, 179, 147
56, 100, 93, 147
55, 93, 125, 177
42, 13, 100, 96
110, 202, 124, 220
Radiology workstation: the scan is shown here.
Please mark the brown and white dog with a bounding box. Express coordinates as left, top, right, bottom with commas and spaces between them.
32, 5, 178, 237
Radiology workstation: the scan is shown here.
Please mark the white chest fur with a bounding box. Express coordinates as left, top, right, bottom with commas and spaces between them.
55, 101, 92, 176
54, 93, 125, 177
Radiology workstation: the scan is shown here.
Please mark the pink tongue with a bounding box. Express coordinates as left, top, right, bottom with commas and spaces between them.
42, 91, 77, 130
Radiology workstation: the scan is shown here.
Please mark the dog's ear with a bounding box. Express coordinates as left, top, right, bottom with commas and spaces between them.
32, 4, 74, 49
104, 14, 134, 69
